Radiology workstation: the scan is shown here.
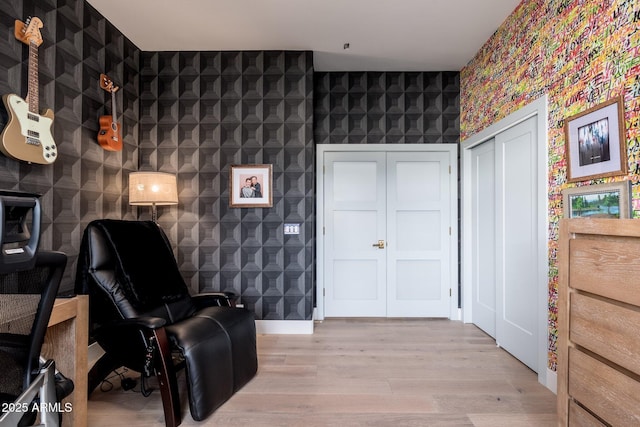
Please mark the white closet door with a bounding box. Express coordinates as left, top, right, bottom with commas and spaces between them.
495, 115, 539, 371
322, 146, 456, 319
324, 152, 387, 317
386, 152, 452, 317
470, 139, 496, 337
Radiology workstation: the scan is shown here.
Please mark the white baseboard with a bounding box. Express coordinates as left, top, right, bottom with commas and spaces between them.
546, 368, 557, 394
256, 319, 314, 335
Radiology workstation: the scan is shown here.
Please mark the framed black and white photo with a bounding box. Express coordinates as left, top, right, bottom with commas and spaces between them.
562, 181, 630, 219
229, 164, 273, 208
564, 96, 627, 182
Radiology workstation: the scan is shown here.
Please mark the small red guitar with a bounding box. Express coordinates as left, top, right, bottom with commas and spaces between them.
97, 73, 122, 151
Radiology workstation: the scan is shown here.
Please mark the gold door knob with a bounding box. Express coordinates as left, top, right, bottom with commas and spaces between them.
372, 240, 385, 249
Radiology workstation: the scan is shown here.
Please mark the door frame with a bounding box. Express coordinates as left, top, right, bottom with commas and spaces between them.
460, 95, 550, 387
316, 144, 459, 321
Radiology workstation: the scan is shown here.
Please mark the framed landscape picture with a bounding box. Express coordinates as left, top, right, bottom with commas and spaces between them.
229, 164, 273, 208
564, 96, 627, 182
562, 181, 630, 218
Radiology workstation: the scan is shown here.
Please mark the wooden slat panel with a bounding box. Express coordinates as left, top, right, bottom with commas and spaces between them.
565, 218, 640, 238
571, 293, 640, 377
568, 401, 605, 427
568, 238, 640, 307
568, 348, 640, 426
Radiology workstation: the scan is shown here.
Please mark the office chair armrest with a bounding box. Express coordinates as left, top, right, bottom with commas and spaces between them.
192, 292, 237, 308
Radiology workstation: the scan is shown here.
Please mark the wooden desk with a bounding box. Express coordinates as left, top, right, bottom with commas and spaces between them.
42, 296, 88, 427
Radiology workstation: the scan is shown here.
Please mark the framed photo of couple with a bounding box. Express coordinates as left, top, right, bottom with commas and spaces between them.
229, 164, 273, 208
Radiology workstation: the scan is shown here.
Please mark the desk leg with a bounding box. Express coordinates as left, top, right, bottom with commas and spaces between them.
43, 296, 88, 427
74, 295, 88, 427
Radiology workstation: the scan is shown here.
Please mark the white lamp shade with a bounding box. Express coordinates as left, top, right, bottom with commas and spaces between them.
129, 172, 178, 206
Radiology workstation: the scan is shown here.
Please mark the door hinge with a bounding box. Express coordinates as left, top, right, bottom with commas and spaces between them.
449, 226, 451, 235
449, 288, 452, 297
323, 288, 326, 296
323, 226, 325, 235
449, 165, 451, 174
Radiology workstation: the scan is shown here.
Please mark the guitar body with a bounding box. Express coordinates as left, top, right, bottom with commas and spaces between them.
97, 115, 122, 151
0, 93, 57, 164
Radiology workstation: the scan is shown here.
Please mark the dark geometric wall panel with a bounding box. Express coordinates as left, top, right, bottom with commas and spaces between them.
0, 0, 139, 293
140, 51, 314, 320
314, 71, 460, 145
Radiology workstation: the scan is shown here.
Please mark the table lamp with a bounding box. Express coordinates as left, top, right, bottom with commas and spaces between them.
128, 172, 178, 222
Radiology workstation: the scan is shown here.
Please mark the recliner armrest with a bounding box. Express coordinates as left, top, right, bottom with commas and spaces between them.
192, 292, 237, 308
102, 316, 167, 332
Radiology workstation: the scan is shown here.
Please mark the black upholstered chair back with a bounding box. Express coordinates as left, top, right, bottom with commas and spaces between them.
76, 220, 196, 325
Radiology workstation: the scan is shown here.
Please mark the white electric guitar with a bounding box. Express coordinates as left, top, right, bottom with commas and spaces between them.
0, 17, 57, 164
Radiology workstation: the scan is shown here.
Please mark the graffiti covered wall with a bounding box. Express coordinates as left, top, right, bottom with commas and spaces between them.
461, 0, 640, 370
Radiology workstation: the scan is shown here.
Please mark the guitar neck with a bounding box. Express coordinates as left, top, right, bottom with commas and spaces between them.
27, 40, 39, 114
111, 89, 118, 123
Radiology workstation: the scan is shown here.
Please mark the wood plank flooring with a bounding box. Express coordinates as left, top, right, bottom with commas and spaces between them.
87, 319, 557, 426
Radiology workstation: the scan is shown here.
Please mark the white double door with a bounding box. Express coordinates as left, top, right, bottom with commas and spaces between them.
470, 116, 541, 372
323, 149, 455, 318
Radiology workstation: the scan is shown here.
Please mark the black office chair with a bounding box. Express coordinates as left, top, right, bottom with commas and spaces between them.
0, 192, 70, 426
0, 251, 68, 426
75, 219, 258, 427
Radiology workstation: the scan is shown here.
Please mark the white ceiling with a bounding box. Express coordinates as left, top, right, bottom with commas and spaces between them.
86, 0, 521, 71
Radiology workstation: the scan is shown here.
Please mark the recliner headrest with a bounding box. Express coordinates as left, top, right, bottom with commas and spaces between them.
77, 219, 191, 312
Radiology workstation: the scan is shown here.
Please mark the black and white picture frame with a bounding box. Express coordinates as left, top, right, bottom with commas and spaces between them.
565, 96, 627, 182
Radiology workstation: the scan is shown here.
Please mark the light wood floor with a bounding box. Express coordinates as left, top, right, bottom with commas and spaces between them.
87, 318, 557, 426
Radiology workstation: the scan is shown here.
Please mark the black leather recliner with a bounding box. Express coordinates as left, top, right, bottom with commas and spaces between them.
75, 219, 257, 426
